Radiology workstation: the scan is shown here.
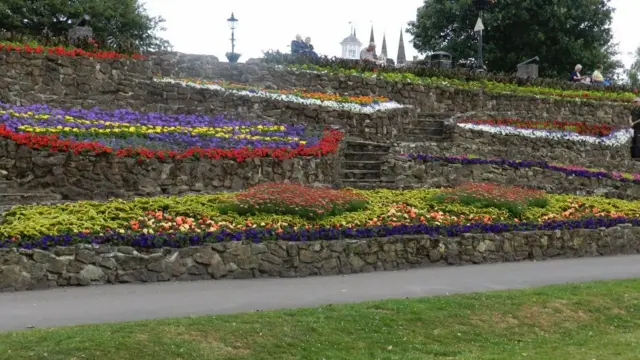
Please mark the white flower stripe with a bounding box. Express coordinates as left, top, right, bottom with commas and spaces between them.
457, 123, 633, 147
155, 78, 407, 114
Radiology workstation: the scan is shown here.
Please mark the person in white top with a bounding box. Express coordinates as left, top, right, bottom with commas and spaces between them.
360, 42, 376, 61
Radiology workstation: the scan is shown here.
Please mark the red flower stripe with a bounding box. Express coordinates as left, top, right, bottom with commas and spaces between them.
458, 118, 614, 137
0, 43, 146, 60
0, 125, 344, 161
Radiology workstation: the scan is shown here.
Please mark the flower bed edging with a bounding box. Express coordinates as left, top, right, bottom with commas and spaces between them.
154, 78, 408, 114
2, 223, 638, 292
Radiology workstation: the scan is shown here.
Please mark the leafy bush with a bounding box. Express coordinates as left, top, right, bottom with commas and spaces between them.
433, 182, 549, 218
262, 49, 637, 94
218, 183, 368, 220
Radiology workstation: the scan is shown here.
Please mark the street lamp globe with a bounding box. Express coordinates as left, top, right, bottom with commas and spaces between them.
227, 13, 238, 30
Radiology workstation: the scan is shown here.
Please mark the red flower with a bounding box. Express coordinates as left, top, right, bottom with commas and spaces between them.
0, 125, 344, 162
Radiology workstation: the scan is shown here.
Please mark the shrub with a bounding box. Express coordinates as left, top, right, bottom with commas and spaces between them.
218, 183, 368, 220
433, 182, 549, 218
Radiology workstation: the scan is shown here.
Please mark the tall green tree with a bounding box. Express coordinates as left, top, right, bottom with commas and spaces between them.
408, 0, 621, 78
0, 0, 171, 52
627, 46, 640, 88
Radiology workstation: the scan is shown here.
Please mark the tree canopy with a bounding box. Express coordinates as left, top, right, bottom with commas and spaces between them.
0, 0, 171, 52
627, 46, 640, 89
407, 0, 621, 78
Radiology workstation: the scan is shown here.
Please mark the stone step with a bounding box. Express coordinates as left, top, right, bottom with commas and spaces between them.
340, 170, 382, 180
398, 135, 447, 143
0, 192, 63, 206
0, 180, 17, 193
418, 112, 454, 118
343, 161, 384, 171
412, 121, 445, 129
405, 128, 444, 136
344, 151, 389, 162
345, 141, 391, 153
340, 179, 398, 189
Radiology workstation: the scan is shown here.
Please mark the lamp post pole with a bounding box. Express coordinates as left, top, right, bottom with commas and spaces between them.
226, 13, 240, 63
478, 10, 483, 69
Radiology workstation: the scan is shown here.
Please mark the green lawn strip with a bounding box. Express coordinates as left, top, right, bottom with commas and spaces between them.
1, 279, 640, 360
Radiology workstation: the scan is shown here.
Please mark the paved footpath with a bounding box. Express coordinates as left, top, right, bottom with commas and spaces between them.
2, 255, 640, 331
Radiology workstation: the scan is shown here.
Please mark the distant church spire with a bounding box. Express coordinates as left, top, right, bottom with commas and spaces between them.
369, 25, 377, 58
381, 33, 388, 59
397, 28, 406, 65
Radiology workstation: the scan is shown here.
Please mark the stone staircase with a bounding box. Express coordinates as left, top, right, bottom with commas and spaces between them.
401, 112, 454, 142
340, 140, 396, 189
0, 174, 63, 217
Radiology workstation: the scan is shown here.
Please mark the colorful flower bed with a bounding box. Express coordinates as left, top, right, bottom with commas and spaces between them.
0, 41, 146, 60
155, 78, 407, 114
406, 154, 640, 183
458, 118, 614, 136
456, 118, 632, 146
2, 184, 639, 249
0, 103, 343, 161
287, 65, 638, 103
177, 78, 390, 105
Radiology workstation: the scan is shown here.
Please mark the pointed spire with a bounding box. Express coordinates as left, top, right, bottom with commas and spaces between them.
397, 28, 406, 65
381, 33, 388, 58
369, 25, 377, 58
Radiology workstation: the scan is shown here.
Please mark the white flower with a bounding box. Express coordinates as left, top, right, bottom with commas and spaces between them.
154, 78, 406, 114
457, 123, 633, 147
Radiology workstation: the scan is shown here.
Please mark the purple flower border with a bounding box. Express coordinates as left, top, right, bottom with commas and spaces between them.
405, 154, 640, 184
2, 217, 638, 250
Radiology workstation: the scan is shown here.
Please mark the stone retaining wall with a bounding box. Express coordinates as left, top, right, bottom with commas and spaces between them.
0, 138, 338, 201
0, 52, 414, 142
210, 64, 634, 128
1, 225, 638, 291
398, 125, 638, 172
389, 159, 640, 200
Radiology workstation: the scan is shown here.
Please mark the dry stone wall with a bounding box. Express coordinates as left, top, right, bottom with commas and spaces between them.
398, 125, 638, 172
210, 64, 635, 128
0, 138, 338, 201
1, 225, 638, 292
389, 158, 640, 200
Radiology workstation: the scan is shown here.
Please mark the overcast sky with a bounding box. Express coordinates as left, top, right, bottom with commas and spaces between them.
144, 0, 637, 69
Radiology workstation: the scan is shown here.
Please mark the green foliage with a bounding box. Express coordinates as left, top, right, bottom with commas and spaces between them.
263, 50, 636, 94
627, 46, 640, 89
289, 64, 637, 103
0, 0, 171, 52
2, 189, 640, 239
407, 0, 622, 79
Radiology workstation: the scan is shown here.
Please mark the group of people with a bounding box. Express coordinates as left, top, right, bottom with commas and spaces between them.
569, 64, 609, 85
290, 35, 317, 58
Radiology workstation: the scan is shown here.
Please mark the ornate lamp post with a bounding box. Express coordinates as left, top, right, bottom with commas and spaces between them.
226, 13, 241, 63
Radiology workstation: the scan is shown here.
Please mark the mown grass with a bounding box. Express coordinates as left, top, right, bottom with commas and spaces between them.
1, 279, 640, 359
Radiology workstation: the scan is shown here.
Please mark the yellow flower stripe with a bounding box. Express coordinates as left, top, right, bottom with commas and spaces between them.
4, 110, 304, 143
2, 111, 287, 134
17, 125, 306, 143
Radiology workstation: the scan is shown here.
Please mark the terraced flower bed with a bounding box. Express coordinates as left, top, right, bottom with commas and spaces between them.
0, 41, 146, 59
2, 183, 639, 249
456, 118, 633, 146
406, 154, 640, 183
0, 103, 342, 161
289, 65, 638, 103
155, 78, 407, 113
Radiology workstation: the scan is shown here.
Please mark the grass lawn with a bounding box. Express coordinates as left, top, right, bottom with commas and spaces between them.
1, 280, 640, 360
